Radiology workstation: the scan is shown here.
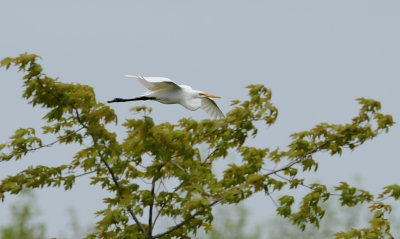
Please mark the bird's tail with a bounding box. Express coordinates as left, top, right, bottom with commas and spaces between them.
125, 74, 151, 91
125, 74, 138, 78
125, 74, 146, 80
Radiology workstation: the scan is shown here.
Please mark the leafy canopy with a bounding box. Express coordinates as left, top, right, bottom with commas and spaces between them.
0, 53, 398, 238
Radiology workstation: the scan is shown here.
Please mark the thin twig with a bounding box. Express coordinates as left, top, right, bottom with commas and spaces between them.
73, 108, 88, 129
30, 127, 85, 152
152, 181, 185, 230
269, 171, 341, 197
264, 137, 343, 178
74, 170, 96, 178
265, 191, 279, 208
171, 160, 189, 174
201, 147, 219, 166
1, 127, 85, 162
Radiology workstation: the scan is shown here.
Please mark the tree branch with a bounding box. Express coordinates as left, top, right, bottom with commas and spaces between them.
270, 172, 341, 197
148, 177, 156, 238
100, 154, 146, 234
28, 127, 85, 152
264, 137, 347, 178
74, 170, 96, 178
201, 147, 219, 166
152, 181, 185, 229
153, 199, 222, 239
72, 106, 146, 235
265, 190, 279, 208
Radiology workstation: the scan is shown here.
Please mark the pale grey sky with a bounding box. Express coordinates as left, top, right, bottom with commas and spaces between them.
1, 1, 399, 237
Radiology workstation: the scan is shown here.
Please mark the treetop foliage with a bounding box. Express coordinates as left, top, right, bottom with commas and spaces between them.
0, 53, 398, 238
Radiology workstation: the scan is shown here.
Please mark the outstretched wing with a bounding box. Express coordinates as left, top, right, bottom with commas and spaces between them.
125, 75, 181, 91
201, 98, 224, 119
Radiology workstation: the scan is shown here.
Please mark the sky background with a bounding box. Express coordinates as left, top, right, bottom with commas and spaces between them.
1, 0, 399, 237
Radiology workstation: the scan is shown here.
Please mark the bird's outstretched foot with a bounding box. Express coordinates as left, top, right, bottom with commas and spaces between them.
107, 96, 156, 103
107, 98, 124, 103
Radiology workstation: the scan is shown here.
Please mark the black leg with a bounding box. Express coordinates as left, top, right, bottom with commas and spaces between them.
107, 96, 156, 103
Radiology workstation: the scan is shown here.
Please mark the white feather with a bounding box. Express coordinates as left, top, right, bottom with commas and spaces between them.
125, 75, 180, 91
201, 98, 224, 118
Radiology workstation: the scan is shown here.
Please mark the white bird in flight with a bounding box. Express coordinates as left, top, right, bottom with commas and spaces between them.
108, 75, 224, 118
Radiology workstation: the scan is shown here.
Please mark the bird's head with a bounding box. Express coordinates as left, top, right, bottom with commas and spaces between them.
181, 86, 220, 99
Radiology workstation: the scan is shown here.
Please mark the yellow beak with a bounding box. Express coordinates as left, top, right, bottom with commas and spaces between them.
202, 93, 221, 98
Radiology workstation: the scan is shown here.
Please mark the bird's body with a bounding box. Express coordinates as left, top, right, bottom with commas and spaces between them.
108, 75, 224, 118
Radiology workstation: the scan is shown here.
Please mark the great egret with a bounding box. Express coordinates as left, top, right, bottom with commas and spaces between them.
107, 75, 224, 118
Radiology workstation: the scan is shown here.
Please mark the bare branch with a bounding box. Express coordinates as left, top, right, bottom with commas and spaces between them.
265, 191, 279, 208
201, 147, 219, 166
74, 170, 96, 178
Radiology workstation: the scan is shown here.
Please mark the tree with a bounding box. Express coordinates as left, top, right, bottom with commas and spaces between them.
197, 205, 262, 239
0, 190, 95, 239
0, 53, 398, 238
199, 196, 400, 239
57, 207, 95, 239
266, 198, 400, 239
0, 190, 46, 239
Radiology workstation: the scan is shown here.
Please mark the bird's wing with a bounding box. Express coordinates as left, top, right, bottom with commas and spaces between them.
201, 98, 224, 119
125, 75, 181, 91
